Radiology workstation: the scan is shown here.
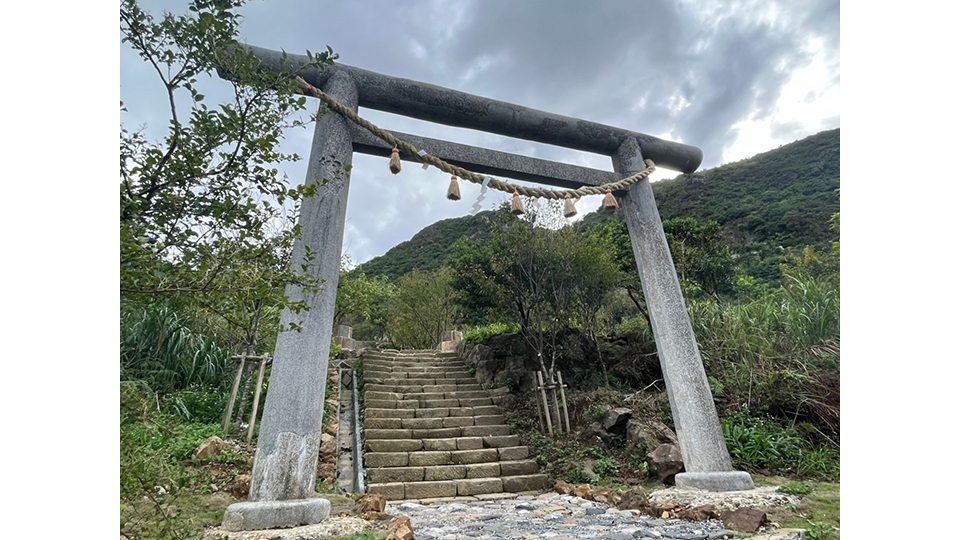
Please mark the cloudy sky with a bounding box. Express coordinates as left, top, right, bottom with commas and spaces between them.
120, 0, 840, 265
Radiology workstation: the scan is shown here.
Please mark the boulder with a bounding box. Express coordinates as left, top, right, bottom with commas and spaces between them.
386, 516, 414, 540
579, 422, 612, 447
617, 488, 650, 511
355, 493, 386, 513
678, 504, 721, 521
721, 507, 768, 532
625, 419, 679, 454
602, 407, 633, 433
579, 459, 601, 483
224, 474, 250, 499
646, 443, 685, 484
194, 436, 226, 460
554, 481, 575, 495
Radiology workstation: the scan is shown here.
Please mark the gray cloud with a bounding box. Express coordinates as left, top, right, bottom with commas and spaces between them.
121, 0, 839, 264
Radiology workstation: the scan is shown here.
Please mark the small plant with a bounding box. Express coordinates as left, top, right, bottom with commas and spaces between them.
805, 520, 839, 540
778, 480, 813, 497
462, 322, 521, 344
594, 456, 618, 478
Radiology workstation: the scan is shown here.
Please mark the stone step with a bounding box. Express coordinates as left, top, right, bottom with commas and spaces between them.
363, 437, 529, 456
362, 386, 484, 396
362, 359, 466, 368
363, 424, 512, 441
364, 405, 502, 419
364, 397, 495, 409
363, 414, 509, 430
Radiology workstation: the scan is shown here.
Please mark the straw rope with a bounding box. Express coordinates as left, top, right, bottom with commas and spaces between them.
295, 76, 655, 200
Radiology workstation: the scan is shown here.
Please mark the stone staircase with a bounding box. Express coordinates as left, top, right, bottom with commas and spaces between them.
359, 349, 549, 501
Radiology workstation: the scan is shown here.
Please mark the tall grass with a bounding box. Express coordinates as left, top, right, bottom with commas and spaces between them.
689, 275, 840, 442
121, 302, 234, 394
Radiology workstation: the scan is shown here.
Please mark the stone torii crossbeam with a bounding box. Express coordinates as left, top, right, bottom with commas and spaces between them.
219, 45, 754, 531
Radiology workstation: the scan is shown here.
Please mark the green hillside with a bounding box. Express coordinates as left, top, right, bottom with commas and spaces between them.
359, 210, 499, 281
361, 129, 840, 282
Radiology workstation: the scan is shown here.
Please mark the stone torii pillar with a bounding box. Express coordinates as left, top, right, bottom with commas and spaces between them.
222, 71, 357, 531
614, 139, 753, 492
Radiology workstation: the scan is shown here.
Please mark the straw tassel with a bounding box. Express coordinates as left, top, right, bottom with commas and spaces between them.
389, 148, 402, 174
447, 176, 461, 201
563, 195, 577, 218
511, 192, 525, 215
602, 190, 619, 211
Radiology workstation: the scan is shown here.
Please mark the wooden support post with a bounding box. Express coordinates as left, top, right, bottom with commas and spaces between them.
223, 356, 246, 434
246, 358, 269, 443
536, 371, 553, 437
549, 372, 562, 434
532, 372, 545, 432
557, 371, 571, 434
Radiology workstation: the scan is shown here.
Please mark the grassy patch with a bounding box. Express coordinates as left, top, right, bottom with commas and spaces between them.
755, 475, 840, 537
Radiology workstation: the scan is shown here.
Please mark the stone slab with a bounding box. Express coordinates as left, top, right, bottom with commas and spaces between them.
675, 471, 756, 492
404, 480, 459, 499
222, 498, 330, 531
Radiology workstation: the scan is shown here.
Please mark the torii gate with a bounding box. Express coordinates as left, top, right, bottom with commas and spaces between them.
220, 45, 753, 531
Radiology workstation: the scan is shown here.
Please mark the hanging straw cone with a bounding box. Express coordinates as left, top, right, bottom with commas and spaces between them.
602, 190, 619, 211
447, 176, 461, 201
389, 148, 402, 174
511, 192, 525, 215
563, 195, 577, 218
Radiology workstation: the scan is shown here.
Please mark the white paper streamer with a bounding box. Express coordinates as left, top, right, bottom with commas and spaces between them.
418, 149, 429, 169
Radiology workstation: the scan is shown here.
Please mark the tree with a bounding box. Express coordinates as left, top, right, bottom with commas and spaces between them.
662, 217, 736, 299
120, 0, 336, 311
386, 267, 461, 349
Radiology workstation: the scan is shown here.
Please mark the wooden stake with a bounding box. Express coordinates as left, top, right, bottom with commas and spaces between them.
549, 372, 562, 433
536, 371, 553, 437
557, 371, 571, 434
533, 372, 545, 432
246, 359, 268, 443
222, 356, 246, 434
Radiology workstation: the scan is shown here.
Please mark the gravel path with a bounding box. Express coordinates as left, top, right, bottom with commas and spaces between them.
386, 491, 738, 540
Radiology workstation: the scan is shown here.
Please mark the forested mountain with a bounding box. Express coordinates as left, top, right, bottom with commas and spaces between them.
359, 210, 499, 281
359, 128, 840, 282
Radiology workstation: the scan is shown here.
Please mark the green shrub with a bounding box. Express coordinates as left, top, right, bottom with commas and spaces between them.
778, 481, 813, 496
722, 412, 838, 481
462, 322, 521, 344
594, 457, 619, 478
164, 388, 227, 424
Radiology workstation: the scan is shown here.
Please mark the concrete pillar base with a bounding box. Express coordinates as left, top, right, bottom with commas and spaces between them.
675, 471, 756, 492
222, 498, 331, 531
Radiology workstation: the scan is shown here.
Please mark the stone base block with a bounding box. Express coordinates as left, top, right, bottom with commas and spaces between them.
222, 498, 331, 531
674, 471, 756, 492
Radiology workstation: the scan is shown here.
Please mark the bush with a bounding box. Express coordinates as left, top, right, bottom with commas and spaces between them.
462, 322, 521, 344
164, 388, 227, 424
722, 412, 838, 481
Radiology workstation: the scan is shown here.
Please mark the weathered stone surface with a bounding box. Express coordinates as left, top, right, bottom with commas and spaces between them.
601, 407, 633, 432
423, 465, 466, 481
404, 480, 458, 499
579, 422, 611, 447
465, 462, 501, 478
497, 446, 529, 461
366, 439, 423, 452
365, 452, 409, 468
422, 438, 458, 451
721, 507, 768, 532
366, 467, 424, 483
386, 516, 415, 540
407, 451, 452, 466
354, 493, 386, 513
366, 482, 405, 500
502, 474, 549, 492
677, 504, 721, 521
457, 477, 503, 495
675, 471, 756, 491
554, 480, 575, 495
450, 449, 499, 464
625, 418, 679, 454
456, 437, 484, 450
224, 474, 251, 499
616, 487, 649, 511
647, 443, 685, 484
222, 498, 330, 531
195, 436, 226, 460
